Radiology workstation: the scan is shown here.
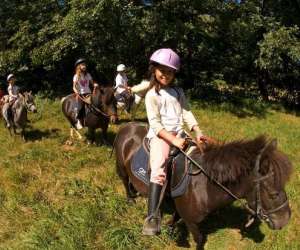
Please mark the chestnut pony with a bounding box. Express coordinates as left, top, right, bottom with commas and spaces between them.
115, 122, 293, 249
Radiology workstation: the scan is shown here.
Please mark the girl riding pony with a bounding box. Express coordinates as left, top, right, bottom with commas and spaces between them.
72, 58, 94, 129
143, 48, 207, 235
2, 74, 20, 128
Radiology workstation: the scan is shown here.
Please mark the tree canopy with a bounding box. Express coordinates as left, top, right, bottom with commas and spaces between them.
0, 0, 299, 105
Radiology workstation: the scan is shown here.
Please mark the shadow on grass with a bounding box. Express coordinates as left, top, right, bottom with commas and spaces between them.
173, 205, 264, 248
190, 83, 270, 119
85, 129, 117, 147
25, 128, 61, 141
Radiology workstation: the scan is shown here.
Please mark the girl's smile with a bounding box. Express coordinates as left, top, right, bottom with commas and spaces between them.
155, 65, 175, 86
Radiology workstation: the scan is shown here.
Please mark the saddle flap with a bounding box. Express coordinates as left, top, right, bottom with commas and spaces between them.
131, 144, 150, 185
170, 152, 191, 198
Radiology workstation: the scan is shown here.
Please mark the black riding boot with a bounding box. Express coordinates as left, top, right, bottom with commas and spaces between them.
142, 182, 162, 235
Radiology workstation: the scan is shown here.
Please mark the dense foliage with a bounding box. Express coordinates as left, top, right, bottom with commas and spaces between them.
0, 0, 299, 104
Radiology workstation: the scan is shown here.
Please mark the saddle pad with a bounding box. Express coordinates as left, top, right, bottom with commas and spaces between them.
131, 145, 150, 186
131, 144, 193, 198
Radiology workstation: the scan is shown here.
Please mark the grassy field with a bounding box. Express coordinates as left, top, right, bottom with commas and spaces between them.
0, 95, 299, 250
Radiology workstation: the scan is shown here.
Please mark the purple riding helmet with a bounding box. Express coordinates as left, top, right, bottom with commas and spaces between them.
150, 48, 180, 71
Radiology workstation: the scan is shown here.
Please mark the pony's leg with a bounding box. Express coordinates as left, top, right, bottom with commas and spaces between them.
185, 222, 204, 250
116, 162, 137, 203
8, 127, 12, 137
87, 128, 95, 145
21, 128, 26, 142
101, 123, 110, 146
166, 211, 181, 228
123, 175, 137, 203
70, 127, 74, 139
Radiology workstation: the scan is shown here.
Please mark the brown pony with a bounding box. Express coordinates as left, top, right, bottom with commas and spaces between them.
62, 85, 117, 145
114, 122, 293, 249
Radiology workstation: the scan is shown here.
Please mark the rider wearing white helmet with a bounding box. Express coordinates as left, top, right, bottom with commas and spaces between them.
2, 74, 20, 128
115, 64, 128, 94
115, 64, 133, 112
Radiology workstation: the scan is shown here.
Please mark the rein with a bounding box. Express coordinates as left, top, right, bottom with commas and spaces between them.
76, 94, 114, 118
179, 140, 288, 226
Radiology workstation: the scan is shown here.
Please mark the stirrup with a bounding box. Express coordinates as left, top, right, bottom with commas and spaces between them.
142, 215, 161, 236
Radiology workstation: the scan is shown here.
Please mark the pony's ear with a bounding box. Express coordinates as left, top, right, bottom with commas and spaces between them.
29, 90, 32, 95
100, 87, 105, 95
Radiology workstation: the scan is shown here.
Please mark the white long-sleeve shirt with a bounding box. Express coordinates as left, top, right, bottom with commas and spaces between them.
145, 86, 200, 139
115, 73, 128, 94
8, 84, 19, 101
131, 80, 150, 97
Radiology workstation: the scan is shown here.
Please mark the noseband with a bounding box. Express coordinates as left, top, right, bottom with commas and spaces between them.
25, 101, 35, 111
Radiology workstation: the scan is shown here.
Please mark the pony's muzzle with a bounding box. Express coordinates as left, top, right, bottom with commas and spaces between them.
31, 107, 37, 113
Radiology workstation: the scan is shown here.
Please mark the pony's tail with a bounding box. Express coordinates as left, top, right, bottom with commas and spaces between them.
109, 132, 119, 159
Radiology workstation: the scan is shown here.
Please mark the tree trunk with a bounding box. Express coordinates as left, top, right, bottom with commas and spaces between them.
257, 69, 269, 101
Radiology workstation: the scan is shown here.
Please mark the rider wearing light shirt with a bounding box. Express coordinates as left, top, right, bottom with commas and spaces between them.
2, 74, 20, 128
73, 58, 94, 130
115, 64, 133, 112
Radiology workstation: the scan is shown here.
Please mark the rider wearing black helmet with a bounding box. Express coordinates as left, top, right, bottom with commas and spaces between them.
72, 58, 94, 129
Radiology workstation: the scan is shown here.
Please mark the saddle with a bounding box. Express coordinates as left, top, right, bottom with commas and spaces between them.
77, 94, 92, 105
131, 137, 200, 198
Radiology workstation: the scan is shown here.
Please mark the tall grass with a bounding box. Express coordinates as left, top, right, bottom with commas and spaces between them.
0, 94, 299, 250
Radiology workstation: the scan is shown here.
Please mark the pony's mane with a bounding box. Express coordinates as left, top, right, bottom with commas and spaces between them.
191, 135, 293, 187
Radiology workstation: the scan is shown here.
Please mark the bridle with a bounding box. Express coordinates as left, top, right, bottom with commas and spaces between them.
179, 139, 289, 226
247, 141, 289, 226
24, 99, 36, 111
15, 94, 35, 111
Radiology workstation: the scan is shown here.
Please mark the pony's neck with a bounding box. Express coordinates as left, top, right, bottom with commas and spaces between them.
91, 88, 101, 108
203, 173, 254, 210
